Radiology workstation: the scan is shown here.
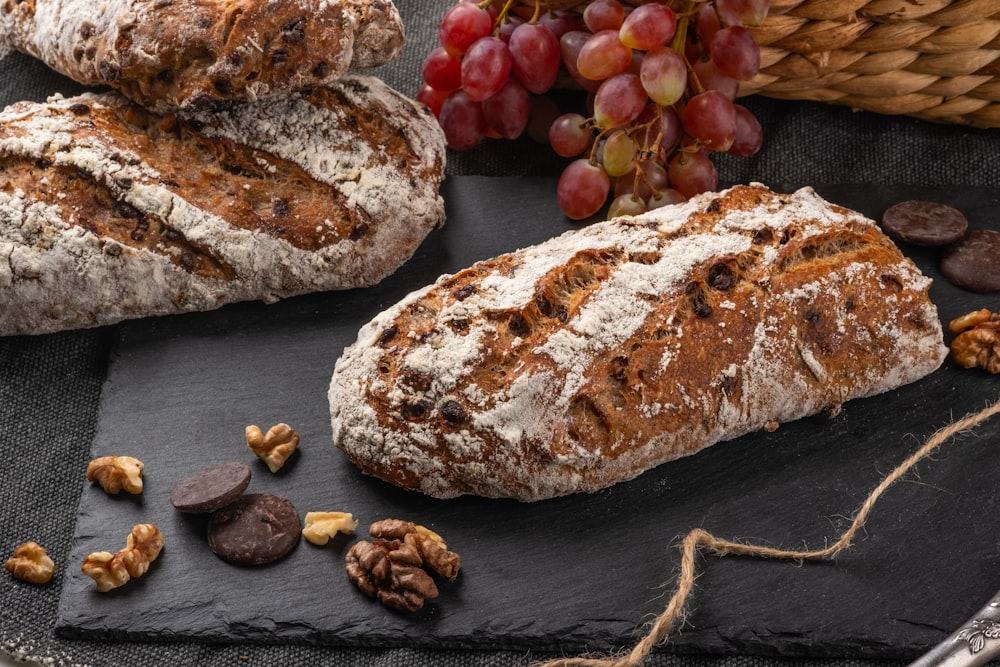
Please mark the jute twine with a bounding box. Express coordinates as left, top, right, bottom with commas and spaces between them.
516, 0, 1000, 127
534, 396, 1000, 667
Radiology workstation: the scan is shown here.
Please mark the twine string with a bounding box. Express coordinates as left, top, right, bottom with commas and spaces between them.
536, 397, 1000, 667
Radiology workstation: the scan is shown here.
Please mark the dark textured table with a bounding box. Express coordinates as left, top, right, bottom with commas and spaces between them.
3, 2, 1000, 666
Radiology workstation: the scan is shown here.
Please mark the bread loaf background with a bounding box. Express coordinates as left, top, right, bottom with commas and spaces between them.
0, 74, 446, 335
0, 0, 404, 111
329, 184, 948, 502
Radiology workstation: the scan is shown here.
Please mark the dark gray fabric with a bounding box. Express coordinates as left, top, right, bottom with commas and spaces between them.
1, 0, 996, 665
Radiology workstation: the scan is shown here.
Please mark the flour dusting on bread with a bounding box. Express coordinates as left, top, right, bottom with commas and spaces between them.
0, 0, 404, 110
329, 184, 947, 501
0, 74, 446, 335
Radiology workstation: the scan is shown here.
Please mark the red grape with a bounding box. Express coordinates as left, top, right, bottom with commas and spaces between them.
558, 159, 610, 220
639, 46, 687, 106
615, 160, 668, 200
716, 0, 769, 26
509, 23, 561, 94
695, 4, 722, 51
526, 94, 561, 144
549, 112, 592, 157
729, 103, 763, 156
439, 90, 487, 151
648, 188, 686, 209
601, 130, 636, 177
710, 26, 761, 81
498, 15, 524, 43
608, 193, 648, 218
655, 106, 683, 153
583, 0, 625, 33
668, 150, 718, 198
439, 3, 493, 56
461, 37, 513, 102
539, 11, 583, 38
619, 4, 677, 51
593, 72, 647, 128
422, 46, 462, 92
692, 59, 740, 100
482, 78, 531, 140
416, 84, 450, 117
576, 30, 632, 81
634, 104, 682, 155
560, 31, 601, 92
681, 89, 737, 151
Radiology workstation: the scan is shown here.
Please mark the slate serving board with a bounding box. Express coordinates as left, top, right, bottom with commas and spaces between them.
56, 178, 1000, 660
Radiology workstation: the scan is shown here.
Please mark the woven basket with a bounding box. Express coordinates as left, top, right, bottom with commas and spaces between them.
521, 0, 1000, 128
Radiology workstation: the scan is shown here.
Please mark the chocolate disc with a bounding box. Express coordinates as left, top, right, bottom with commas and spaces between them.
881, 200, 968, 246
940, 229, 1000, 293
170, 461, 251, 513
207, 493, 301, 566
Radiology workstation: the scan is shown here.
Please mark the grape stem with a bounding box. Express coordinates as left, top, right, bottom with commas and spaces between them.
528, 0, 542, 24
671, 1, 708, 96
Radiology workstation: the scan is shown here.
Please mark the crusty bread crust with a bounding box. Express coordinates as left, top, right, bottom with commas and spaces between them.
329, 184, 948, 502
0, 0, 404, 111
0, 74, 445, 335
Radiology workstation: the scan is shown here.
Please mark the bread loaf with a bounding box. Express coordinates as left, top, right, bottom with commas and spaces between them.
0, 0, 404, 111
0, 74, 446, 335
329, 184, 948, 502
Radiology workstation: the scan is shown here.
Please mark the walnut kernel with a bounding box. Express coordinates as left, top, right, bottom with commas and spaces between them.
81, 523, 164, 592
346, 519, 462, 612
302, 511, 358, 546
5, 541, 55, 584
245, 423, 299, 472
370, 519, 461, 582
949, 308, 1000, 374
81, 551, 130, 592
86, 455, 144, 494
345, 539, 438, 613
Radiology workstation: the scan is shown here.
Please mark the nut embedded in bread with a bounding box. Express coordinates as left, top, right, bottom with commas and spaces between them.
0, 75, 446, 335
0, 0, 405, 111
329, 184, 948, 502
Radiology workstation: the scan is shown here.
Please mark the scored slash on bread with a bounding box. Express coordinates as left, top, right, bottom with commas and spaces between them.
0, 0, 405, 111
0, 74, 446, 335
329, 184, 948, 502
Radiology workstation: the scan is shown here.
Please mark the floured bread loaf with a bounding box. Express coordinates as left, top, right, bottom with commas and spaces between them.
0, 74, 446, 335
0, 0, 404, 111
329, 184, 948, 502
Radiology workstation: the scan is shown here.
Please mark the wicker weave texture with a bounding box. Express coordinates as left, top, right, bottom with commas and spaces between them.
522, 0, 1000, 127
742, 0, 1000, 127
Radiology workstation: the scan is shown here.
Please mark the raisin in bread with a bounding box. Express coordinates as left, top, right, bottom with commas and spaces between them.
0, 0, 404, 111
329, 184, 947, 502
0, 74, 445, 335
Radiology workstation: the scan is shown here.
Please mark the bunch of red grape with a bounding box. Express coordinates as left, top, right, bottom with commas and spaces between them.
419, 0, 768, 220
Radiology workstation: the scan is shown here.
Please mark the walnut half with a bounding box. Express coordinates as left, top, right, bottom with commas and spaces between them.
245, 423, 300, 473
86, 455, 144, 494
5, 541, 55, 584
369, 519, 461, 582
949, 308, 1000, 374
81, 523, 164, 592
302, 511, 358, 546
345, 519, 461, 613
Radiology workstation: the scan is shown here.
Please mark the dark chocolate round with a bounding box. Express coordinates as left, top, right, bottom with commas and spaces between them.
881, 200, 968, 246
207, 493, 301, 566
170, 461, 252, 513
940, 229, 1000, 293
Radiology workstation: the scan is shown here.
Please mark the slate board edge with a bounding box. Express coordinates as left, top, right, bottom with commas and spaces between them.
52, 178, 1000, 661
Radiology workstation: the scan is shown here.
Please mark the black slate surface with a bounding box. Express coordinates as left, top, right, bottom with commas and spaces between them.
55, 177, 1000, 660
